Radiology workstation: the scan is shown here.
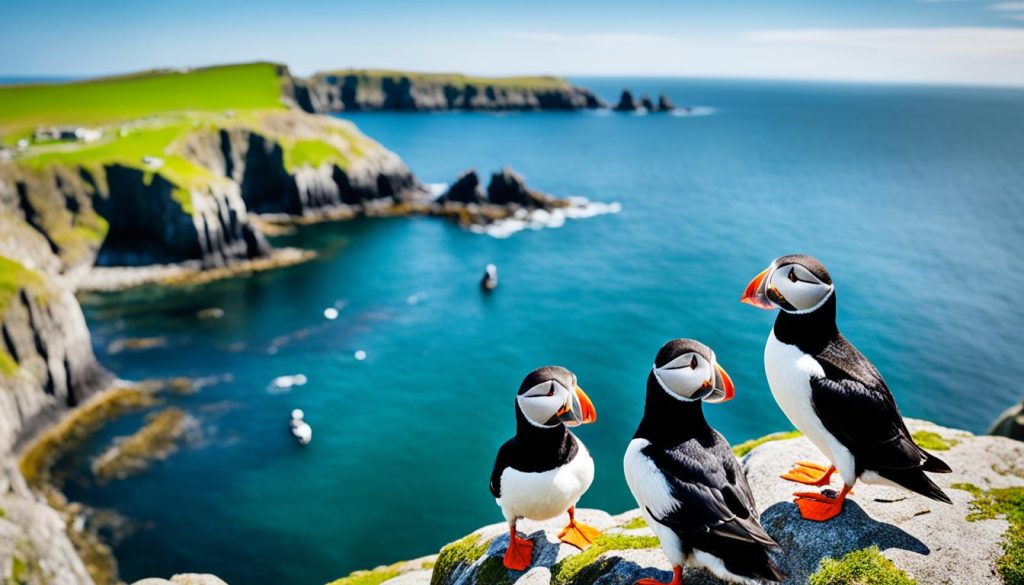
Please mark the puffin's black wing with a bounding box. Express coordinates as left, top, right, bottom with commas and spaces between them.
643, 439, 785, 581
810, 337, 952, 500
489, 439, 517, 498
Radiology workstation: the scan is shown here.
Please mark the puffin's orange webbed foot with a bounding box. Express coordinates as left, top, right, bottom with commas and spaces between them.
635, 566, 683, 585
781, 461, 835, 486
502, 532, 534, 571
793, 485, 852, 522
558, 521, 602, 549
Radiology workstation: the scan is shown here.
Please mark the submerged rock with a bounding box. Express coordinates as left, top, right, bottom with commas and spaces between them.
333, 419, 1024, 585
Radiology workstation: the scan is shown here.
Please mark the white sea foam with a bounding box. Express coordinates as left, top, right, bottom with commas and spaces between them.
426, 183, 449, 200
670, 106, 715, 117
468, 198, 621, 239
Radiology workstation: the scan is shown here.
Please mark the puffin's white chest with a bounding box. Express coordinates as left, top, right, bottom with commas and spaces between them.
497, 435, 594, 522
764, 331, 856, 484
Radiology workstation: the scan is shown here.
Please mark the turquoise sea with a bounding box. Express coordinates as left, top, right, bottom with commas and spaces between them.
65, 78, 1024, 584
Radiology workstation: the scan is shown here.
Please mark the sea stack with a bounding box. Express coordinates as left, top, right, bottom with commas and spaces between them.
614, 90, 637, 112
439, 169, 487, 204
639, 94, 655, 111
657, 93, 675, 112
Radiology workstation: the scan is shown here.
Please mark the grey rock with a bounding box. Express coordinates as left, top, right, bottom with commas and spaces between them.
614, 90, 637, 112
486, 168, 551, 208
130, 575, 228, 585
377, 420, 1022, 585
440, 170, 486, 205
989, 400, 1024, 441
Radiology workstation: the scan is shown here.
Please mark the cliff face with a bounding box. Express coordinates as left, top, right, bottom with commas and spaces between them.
330, 420, 1024, 585
287, 70, 606, 113
180, 112, 422, 216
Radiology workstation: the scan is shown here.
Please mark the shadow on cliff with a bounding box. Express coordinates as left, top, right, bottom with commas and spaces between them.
761, 499, 929, 581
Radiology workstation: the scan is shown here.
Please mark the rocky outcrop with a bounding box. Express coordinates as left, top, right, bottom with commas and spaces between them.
639, 94, 655, 111
614, 90, 637, 112
289, 71, 606, 113
333, 420, 1024, 585
0, 460, 94, 585
180, 111, 424, 218
438, 170, 487, 205
486, 168, 556, 208
989, 400, 1024, 441
657, 94, 675, 112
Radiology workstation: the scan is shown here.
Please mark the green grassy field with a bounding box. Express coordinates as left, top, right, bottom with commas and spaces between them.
315, 68, 570, 90
0, 62, 286, 141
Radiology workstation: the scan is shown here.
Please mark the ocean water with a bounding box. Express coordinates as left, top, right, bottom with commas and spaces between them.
65, 78, 1024, 584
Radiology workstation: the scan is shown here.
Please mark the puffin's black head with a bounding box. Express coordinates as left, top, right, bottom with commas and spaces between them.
516, 366, 596, 428
652, 339, 735, 403
741, 254, 834, 314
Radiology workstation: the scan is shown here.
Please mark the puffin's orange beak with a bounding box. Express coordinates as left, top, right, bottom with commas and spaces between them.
741, 267, 774, 310
575, 385, 597, 424
715, 364, 735, 402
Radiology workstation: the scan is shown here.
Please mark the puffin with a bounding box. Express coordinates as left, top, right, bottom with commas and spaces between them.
624, 339, 786, 585
490, 366, 599, 570
741, 254, 952, 521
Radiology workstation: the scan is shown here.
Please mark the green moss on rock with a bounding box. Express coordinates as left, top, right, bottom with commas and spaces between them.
551, 533, 660, 585
809, 546, 916, 585
911, 431, 957, 451
954, 482, 1024, 584
732, 430, 802, 457
430, 533, 492, 585
326, 565, 401, 585
0, 350, 18, 377
621, 516, 647, 530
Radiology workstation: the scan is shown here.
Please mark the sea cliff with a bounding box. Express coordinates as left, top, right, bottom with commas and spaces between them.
287, 69, 606, 113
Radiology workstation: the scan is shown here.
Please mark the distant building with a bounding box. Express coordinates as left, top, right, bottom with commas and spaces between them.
33, 126, 102, 143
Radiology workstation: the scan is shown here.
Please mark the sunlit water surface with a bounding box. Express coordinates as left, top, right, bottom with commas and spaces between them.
65, 78, 1024, 584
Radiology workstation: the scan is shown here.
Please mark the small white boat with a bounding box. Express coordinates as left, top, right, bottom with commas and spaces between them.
290, 409, 312, 445
481, 263, 498, 291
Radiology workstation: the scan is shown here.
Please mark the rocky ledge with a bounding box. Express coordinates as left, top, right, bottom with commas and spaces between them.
330, 420, 1023, 585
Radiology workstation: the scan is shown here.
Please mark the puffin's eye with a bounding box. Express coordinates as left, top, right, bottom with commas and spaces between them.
788, 268, 798, 283
690, 355, 698, 369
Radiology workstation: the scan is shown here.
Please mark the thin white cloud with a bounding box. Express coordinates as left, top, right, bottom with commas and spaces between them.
744, 27, 1024, 57
989, 1, 1024, 8
496, 32, 679, 46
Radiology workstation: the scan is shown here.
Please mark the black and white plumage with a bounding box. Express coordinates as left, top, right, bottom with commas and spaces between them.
742, 255, 951, 520
490, 366, 599, 570
624, 339, 785, 584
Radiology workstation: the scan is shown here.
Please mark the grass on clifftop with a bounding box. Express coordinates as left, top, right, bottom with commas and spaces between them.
317, 69, 571, 90
0, 62, 286, 141
551, 533, 660, 585
954, 482, 1024, 585
809, 546, 917, 585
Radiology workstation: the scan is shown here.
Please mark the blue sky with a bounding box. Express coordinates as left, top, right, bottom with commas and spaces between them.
2, 0, 1023, 86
